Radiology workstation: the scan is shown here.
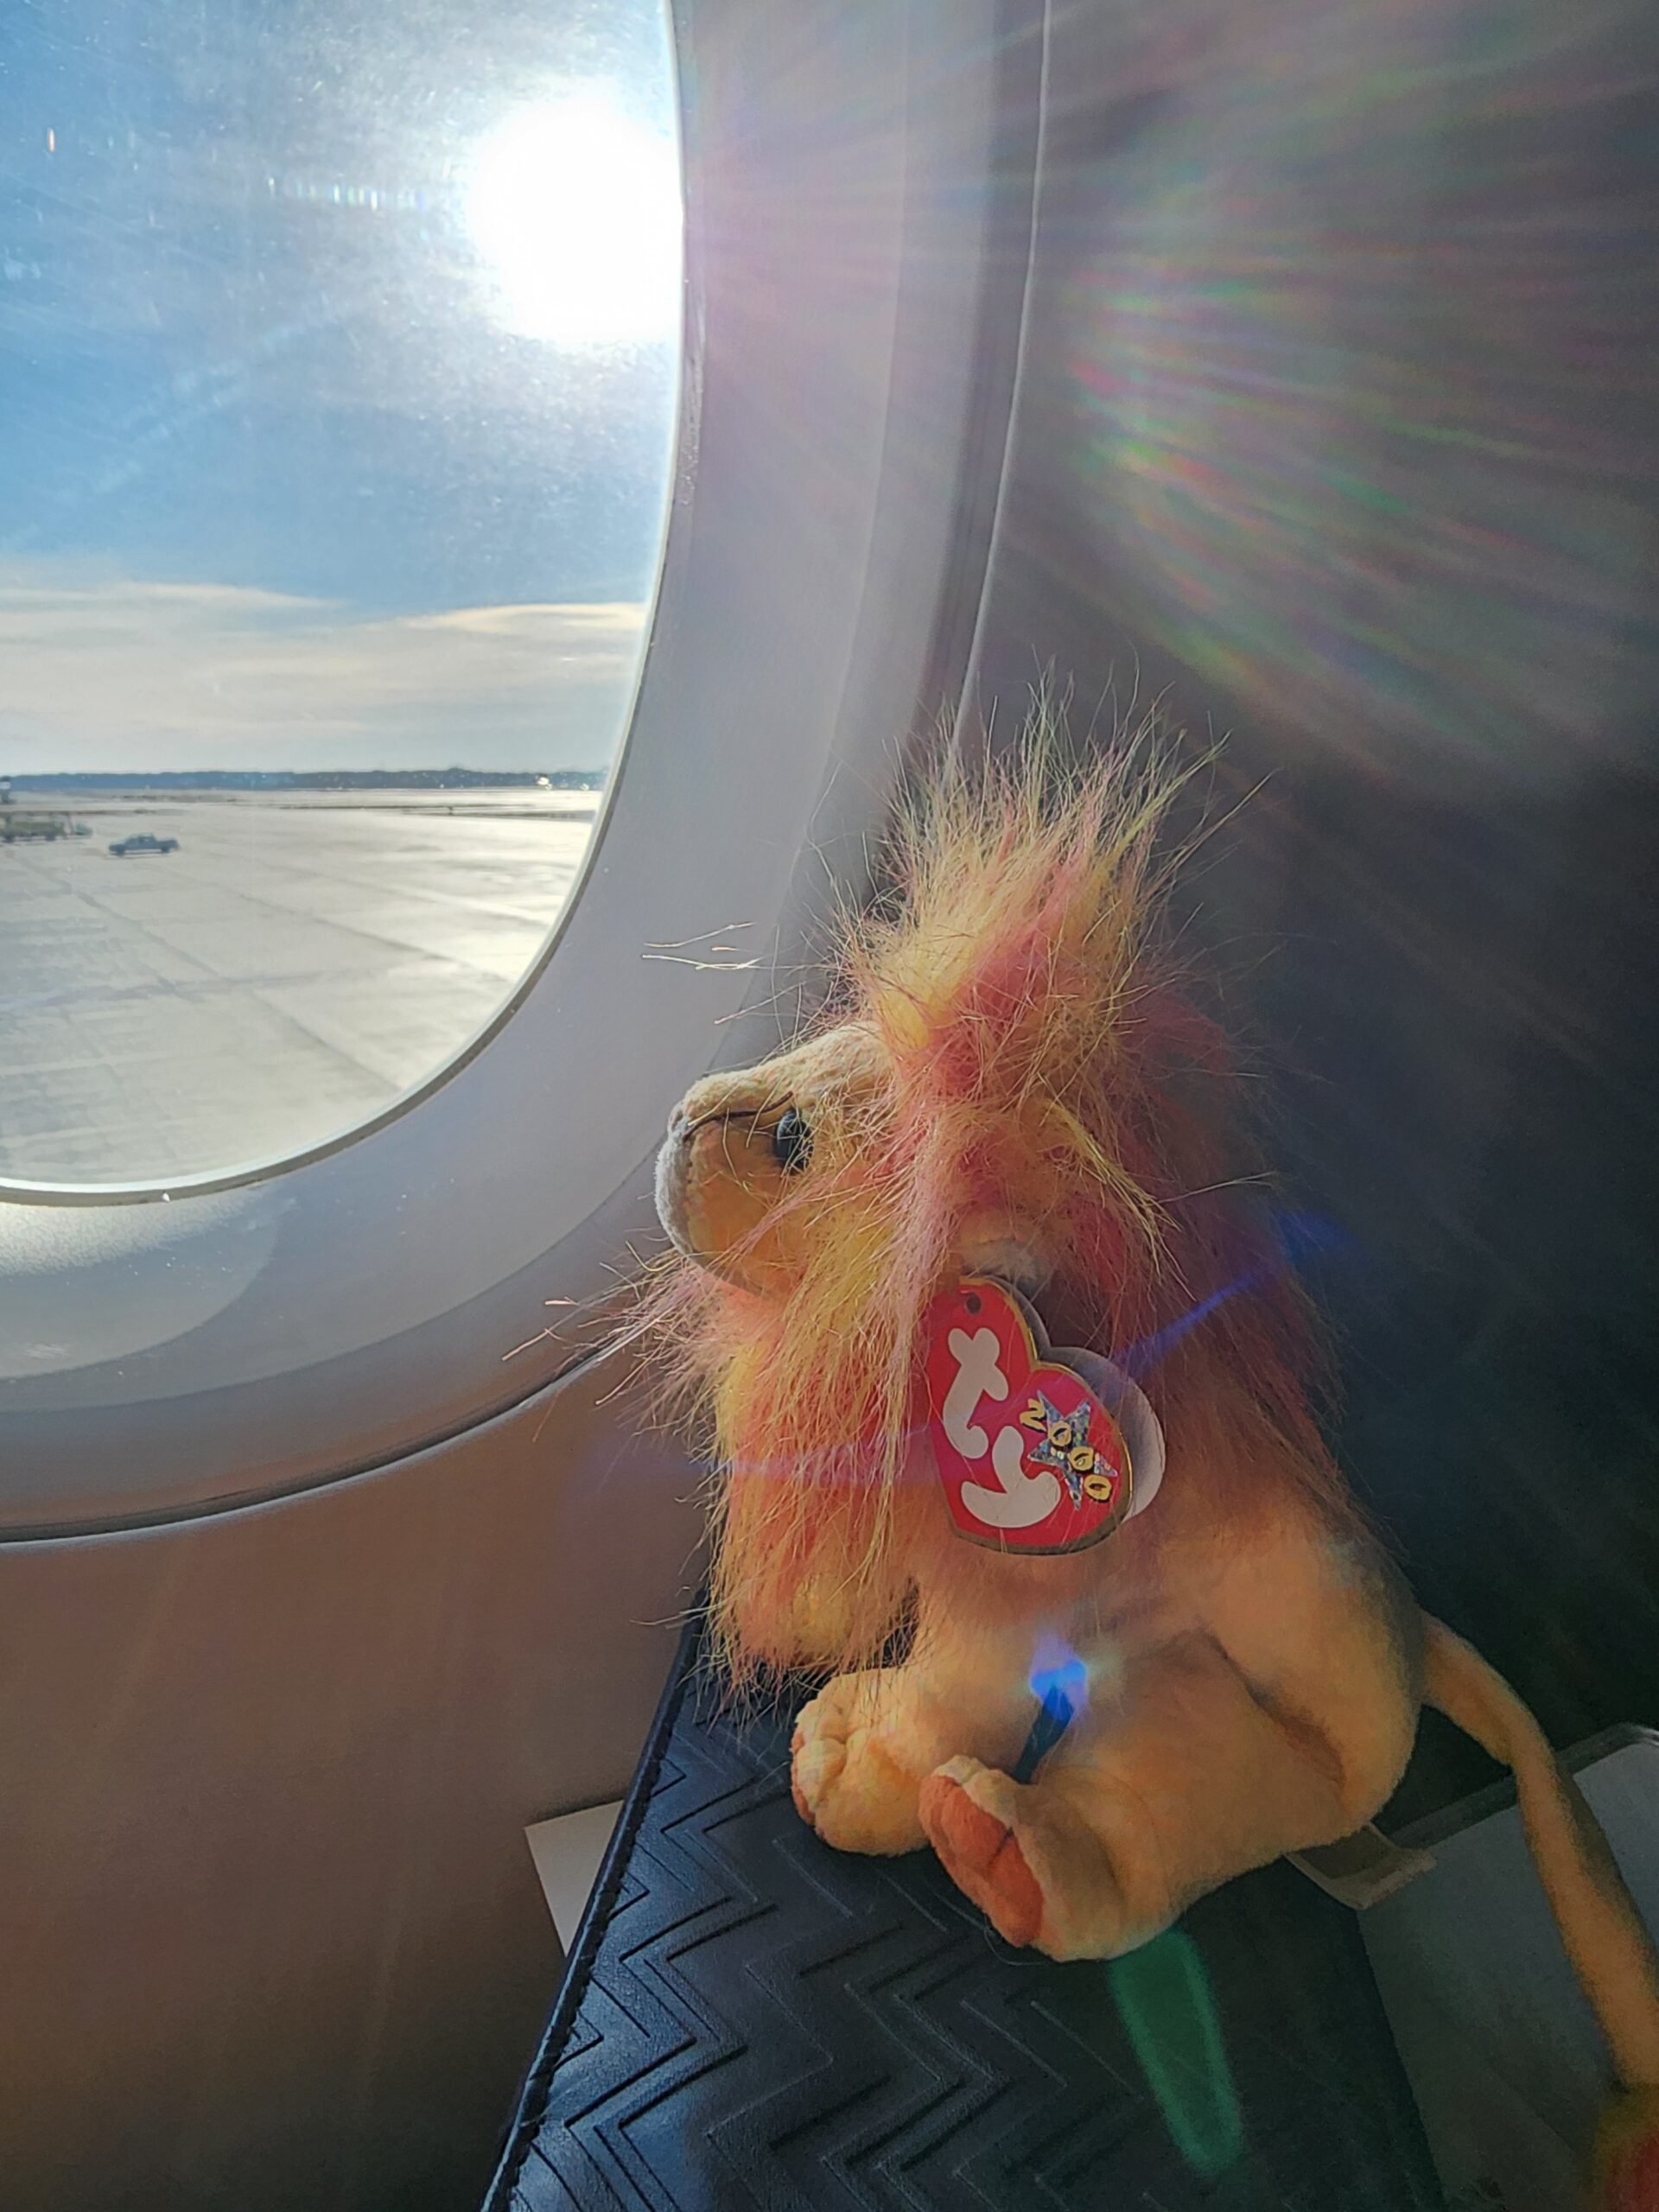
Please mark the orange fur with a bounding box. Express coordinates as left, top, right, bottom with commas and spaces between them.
641, 734, 1357, 1687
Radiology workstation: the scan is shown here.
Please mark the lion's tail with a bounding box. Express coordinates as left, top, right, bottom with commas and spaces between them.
1423, 1616, 1659, 2204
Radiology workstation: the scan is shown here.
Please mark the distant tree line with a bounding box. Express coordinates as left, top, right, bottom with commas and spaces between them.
7, 768, 607, 792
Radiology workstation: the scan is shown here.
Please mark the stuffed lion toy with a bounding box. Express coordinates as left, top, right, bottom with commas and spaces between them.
646, 738, 1659, 2203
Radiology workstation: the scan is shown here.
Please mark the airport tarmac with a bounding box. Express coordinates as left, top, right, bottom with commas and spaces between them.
0, 791, 599, 1185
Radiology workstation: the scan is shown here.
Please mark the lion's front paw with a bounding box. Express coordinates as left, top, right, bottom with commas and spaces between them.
790, 1673, 928, 1856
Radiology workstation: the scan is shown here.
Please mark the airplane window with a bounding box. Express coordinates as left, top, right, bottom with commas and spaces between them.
0, 0, 681, 1192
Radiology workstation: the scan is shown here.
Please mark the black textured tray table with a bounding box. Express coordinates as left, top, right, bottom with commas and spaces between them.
486, 1632, 1442, 2210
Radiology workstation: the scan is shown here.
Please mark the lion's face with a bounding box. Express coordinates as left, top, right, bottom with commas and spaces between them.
654, 1024, 887, 1294
655, 1021, 1056, 1300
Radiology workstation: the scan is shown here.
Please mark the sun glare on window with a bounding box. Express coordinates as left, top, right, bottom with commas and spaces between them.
467, 93, 681, 346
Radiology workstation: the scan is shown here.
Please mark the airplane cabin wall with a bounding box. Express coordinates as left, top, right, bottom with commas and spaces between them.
0, 1342, 699, 2212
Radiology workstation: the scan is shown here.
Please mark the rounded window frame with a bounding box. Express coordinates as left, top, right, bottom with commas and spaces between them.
0, 0, 1047, 1534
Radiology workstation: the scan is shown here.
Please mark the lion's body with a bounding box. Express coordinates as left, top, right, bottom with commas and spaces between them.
789, 1433, 1422, 1953
646, 740, 1659, 2164
665, 1001, 1426, 1953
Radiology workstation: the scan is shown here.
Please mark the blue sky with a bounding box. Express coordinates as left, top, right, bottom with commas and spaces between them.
0, 0, 679, 771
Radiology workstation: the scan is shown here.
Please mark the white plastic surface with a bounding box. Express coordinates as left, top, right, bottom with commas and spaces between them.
526, 1801, 624, 1955
1363, 1736, 1659, 2212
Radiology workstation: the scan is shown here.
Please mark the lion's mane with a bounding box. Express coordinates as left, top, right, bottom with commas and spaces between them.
642, 734, 1353, 1687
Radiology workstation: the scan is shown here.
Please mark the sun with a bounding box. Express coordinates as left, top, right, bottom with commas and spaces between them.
464, 91, 681, 347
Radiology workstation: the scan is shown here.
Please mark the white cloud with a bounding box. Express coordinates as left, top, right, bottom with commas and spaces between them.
0, 568, 646, 772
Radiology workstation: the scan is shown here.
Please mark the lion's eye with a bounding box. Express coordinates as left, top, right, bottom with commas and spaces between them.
771, 1108, 813, 1174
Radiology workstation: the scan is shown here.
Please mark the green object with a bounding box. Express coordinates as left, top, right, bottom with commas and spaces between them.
1109, 1929, 1244, 2177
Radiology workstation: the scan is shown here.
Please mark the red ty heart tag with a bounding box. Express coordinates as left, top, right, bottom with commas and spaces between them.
921, 1277, 1161, 1554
